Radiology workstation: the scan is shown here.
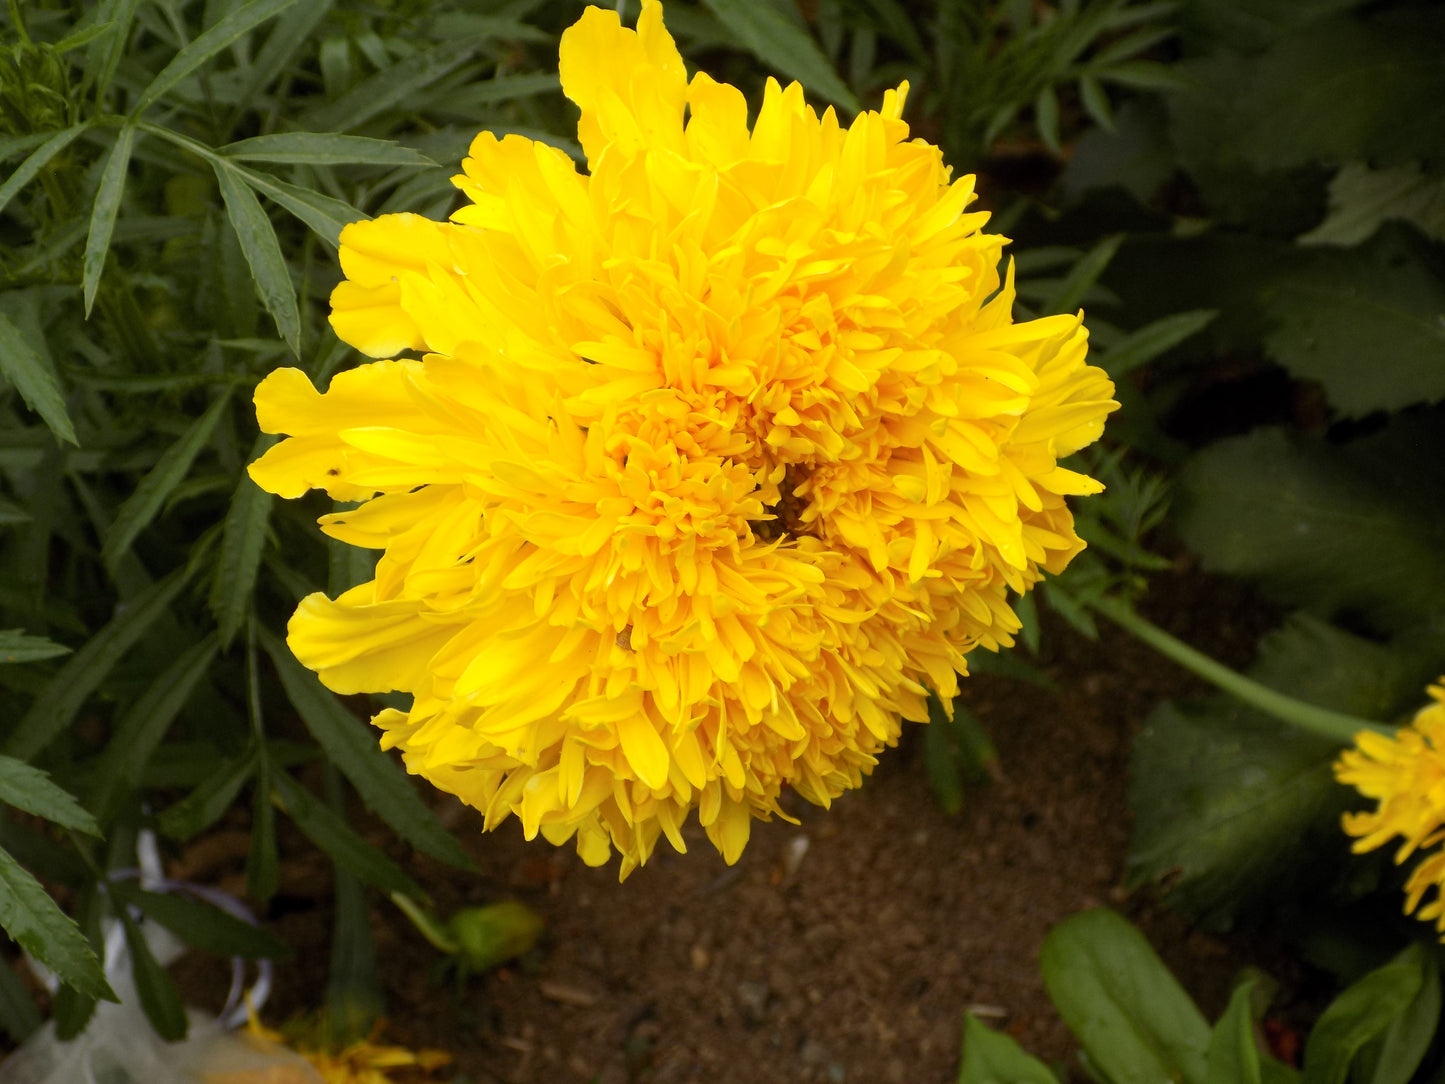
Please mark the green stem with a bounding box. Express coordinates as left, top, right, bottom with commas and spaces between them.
1090, 595, 1393, 743
389, 891, 459, 956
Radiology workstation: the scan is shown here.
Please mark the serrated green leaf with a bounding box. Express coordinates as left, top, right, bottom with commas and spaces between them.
1301, 162, 1445, 247
1099, 309, 1217, 378
1302, 945, 1430, 1084
82, 122, 138, 316
114, 886, 291, 960
157, 752, 256, 840
118, 907, 187, 1041
102, 394, 231, 571
702, 0, 861, 113
0, 847, 113, 1003
272, 771, 423, 898
958, 1013, 1060, 1084
0, 757, 98, 836
1206, 981, 1268, 1084
4, 570, 190, 761
0, 309, 77, 446
213, 166, 300, 355
1042, 909, 1211, 1084
261, 630, 474, 871
131, 0, 305, 115
0, 630, 70, 665
1178, 420, 1445, 634
210, 435, 275, 649
1262, 233, 1445, 417
0, 125, 88, 219
86, 635, 220, 825
222, 132, 434, 167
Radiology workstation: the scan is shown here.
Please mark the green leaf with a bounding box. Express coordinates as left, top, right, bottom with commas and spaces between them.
1302, 944, 1431, 1084
0, 124, 88, 219
958, 1013, 1061, 1083
102, 393, 231, 571
248, 755, 279, 903
1205, 980, 1267, 1084
0, 630, 70, 665
114, 886, 291, 960
300, 39, 480, 134
1300, 162, 1445, 247
924, 696, 965, 816
84, 0, 144, 102
1098, 309, 1217, 379
701, 0, 861, 113
1261, 232, 1445, 417
272, 771, 423, 898
0, 757, 99, 836
1078, 72, 1115, 131
131, 0, 305, 115
261, 630, 474, 871
222, 132, 433, 167
1040, 909, 1211, 1084
1041, 234, 1122, 316
0, 847, 113, 1002
82, 122, 137, 316
0, 950, 42, 1042
1178, 420, 1445, 634
1127, 613, 1433, 924
209, 435, 276, 649
0, 309, 77, 446
156, 752, 256, 840
4, 570, 190, 761
213, 165, 300, 355
118, 907, 187, 1041
86, 635, 220, 825
237, 166, 367, 248
1034, 84, 1061, 154
1351, 944, 1439, 1084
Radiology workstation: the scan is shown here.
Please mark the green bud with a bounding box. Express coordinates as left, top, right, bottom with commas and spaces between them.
445, 901, 544, 973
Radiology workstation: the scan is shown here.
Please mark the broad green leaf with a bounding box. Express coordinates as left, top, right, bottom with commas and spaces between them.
958, 1013, 1060, 1083
1128, 614, 1435, 924
118, 907, 187, 1041
0, 757, 99, 836
1205, 981, 1267, 1084
702, 0, 861, 113
0, 950, 41, 1042
236, 166, 367, 247
0, 125, 88, 219
222, 132, 433, 167
213, 166, 300, 355
210, 435, 276, 649
82, 122, 138, 316
102, 393, 231, 571
131, 0, 305, 115
1351, 945, 1439, 1084
114, 887, 291, 960
0, 309, 77, 446
4, 570, 190, 761
272, 771, 423, 898
1301, 163, 1445, 247
1302, 944, 1430, 1084
1262, 232, 1445, 417
1178, 420, 1445, 634
86, 635, 220, 825
156, 752, 256, 840
1098, 310, 1217, 379
0, 847, 113, 1003
0, 630, 70, 665
1040, 909, 1211, 1084
262, 631, 474, 870
1041, 234, 1122, 316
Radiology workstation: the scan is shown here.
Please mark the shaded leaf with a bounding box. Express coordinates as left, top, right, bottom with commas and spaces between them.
213, 166, 300, 355
272, 771, 423, 898
1301, 162, 1445, 247
237, 166, 367, 247
222, 132, 433, 167
209, 435, 276, 649
0, 125, 88, 219
1099, 309, 1217, 379
1351, 944, 1440, 1084
1040, 909, 1210, 1084
702, 0, 861, 113
958, 1012, 1060, 1083
82, 122, 137, 316
0, 757, 99, 836
0, 847, 113, 1002
1042, 234, 1122, 316
1205, 980, 1269, 1084
156, 752, 255, 840
0, 630, 70, 665
1303, 944, 1430, 1084
0, 310, 76, 446
114, 886, 291, 960
0, 952, 42, 1043
118, 907, 187, 1041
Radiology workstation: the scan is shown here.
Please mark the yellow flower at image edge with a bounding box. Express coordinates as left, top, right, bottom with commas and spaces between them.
1337, 680, 1445, 935
248, 0, 1117, 875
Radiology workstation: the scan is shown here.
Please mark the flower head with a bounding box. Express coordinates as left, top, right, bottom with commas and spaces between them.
1336, 679, 1445, 934
249, 0, 1117, 875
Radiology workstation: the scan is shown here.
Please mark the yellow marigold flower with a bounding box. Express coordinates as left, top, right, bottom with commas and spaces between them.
248, 0, 1117, 875
1337, 679, 1445, 935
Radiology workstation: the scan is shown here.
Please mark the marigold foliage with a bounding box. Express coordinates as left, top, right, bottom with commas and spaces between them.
249, 0, 1117, 875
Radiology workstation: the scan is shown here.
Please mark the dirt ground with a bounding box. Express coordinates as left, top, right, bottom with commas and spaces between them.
14, 566, 1316, 1084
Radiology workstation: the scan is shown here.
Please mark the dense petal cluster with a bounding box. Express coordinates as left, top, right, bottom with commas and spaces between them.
249, 0, 1117, 874
1337, 680, 1445, 935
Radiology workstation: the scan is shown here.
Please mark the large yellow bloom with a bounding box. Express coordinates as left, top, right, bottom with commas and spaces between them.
249, 1, 1117, 875
1337, 680, 1445, 935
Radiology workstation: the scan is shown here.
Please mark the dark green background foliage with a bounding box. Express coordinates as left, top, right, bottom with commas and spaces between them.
0, 0, 1442, 1059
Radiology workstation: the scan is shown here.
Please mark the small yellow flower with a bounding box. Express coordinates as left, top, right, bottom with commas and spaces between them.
249, 0, 1116, 874
1337, 679, 1445, 934
230, 1017, 451, 1084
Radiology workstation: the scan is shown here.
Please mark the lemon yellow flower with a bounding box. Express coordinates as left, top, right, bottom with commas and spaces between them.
1337, 680, 1445, 935
249, 0, 1117, 874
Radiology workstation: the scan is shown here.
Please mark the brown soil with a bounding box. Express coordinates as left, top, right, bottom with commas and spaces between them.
55, 568, 1312, 1084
